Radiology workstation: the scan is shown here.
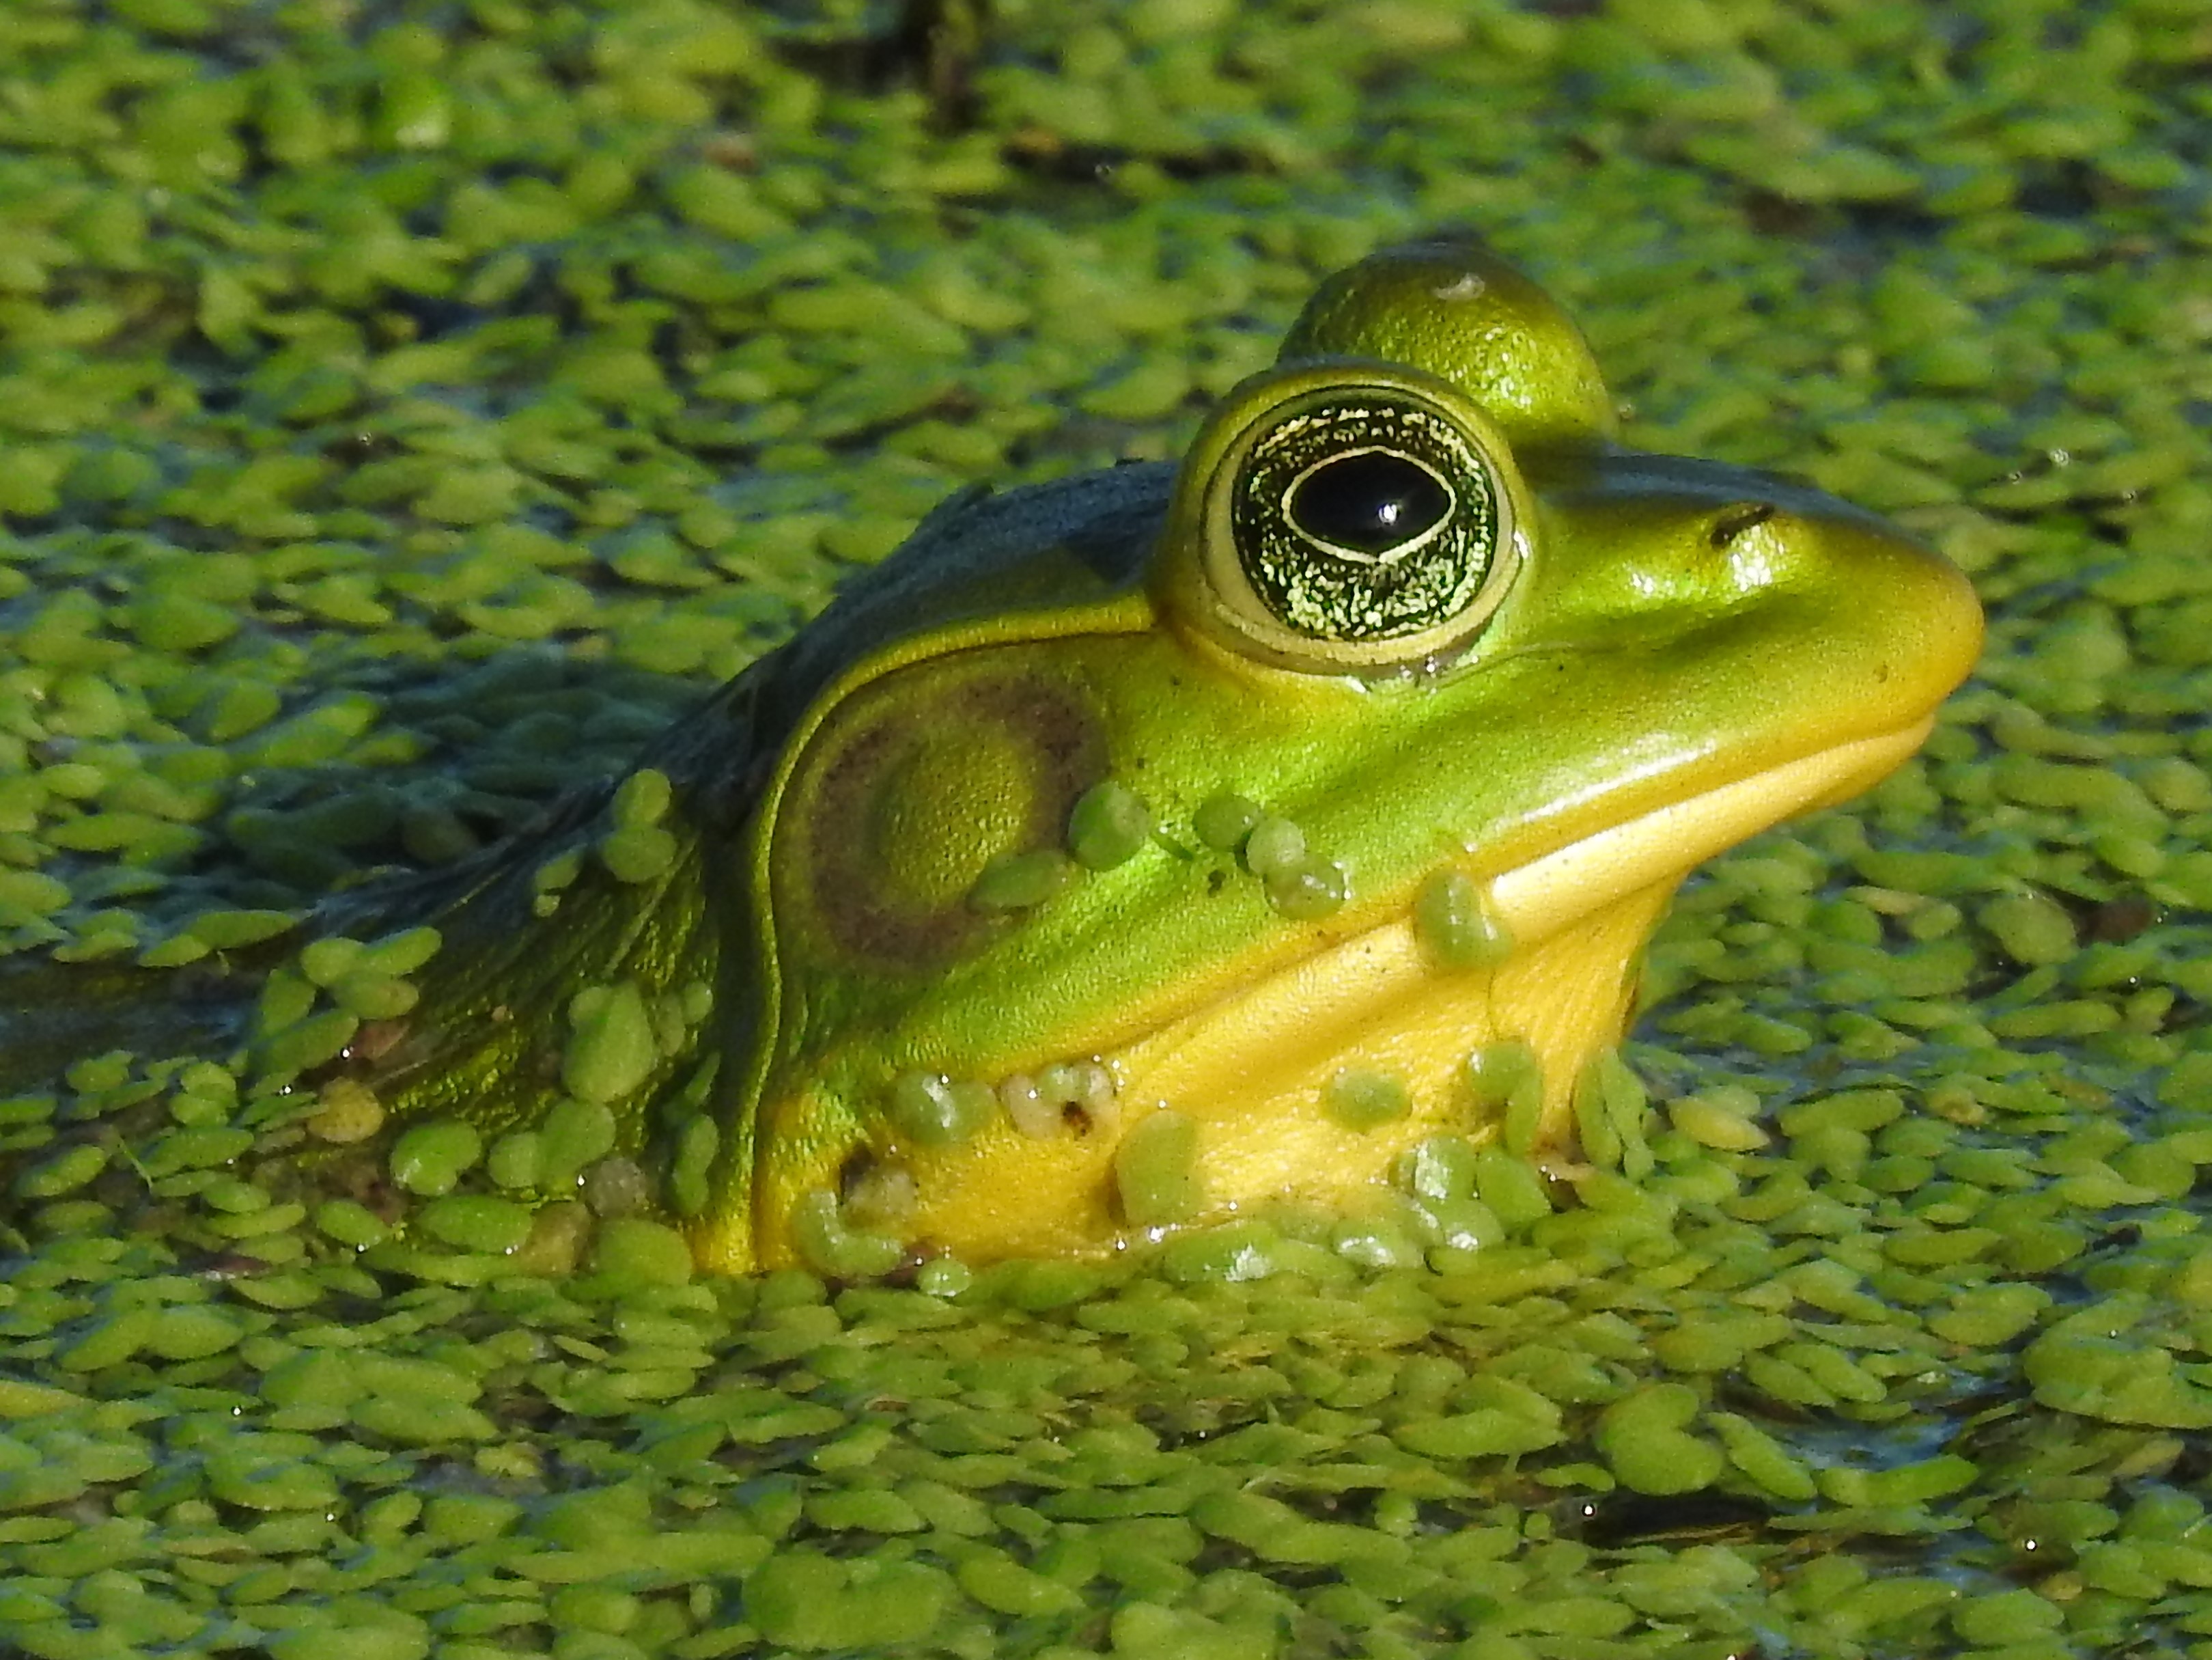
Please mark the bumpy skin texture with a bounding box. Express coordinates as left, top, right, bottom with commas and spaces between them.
0, 238, 1985, 1275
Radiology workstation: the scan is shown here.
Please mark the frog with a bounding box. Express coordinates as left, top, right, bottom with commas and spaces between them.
0, 236, 1983, 1275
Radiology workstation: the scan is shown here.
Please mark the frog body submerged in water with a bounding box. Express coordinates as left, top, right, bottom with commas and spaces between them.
0, 238, 1983, 1274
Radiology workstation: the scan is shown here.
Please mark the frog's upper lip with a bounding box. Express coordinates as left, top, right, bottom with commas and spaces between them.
1483, 717, 1933, 945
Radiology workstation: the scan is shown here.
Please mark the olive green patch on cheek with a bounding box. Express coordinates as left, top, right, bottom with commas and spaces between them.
875, 725, 1038, 907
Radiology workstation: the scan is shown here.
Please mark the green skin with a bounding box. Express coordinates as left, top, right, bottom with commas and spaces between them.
0, 238, 1983, 1273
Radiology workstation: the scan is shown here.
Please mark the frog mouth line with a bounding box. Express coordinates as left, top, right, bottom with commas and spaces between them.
1483, 715, 1937, 945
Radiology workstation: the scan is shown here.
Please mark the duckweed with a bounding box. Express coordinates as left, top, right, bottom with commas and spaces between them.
12, 1144, 107, 1201
486, 1129, 545, 1191
1321, 1066, 1410, 1131
1263, 854, 1350, 920
888, 1071, 996, 1146
1576, 1049, 1654, 1180
2, 0, 2211, 1655
1466, 1040, 1545, 1156
1415, 868, 1515, 969
1472, 1144, 1553, 1234
1241, 814, 1306, 879
415, 1194, 534, 1255
1596, 1385, 1726, 1497
611, 769, 673, 829
537, 1099, 619, 1193
561, 983, 657, 1108
1192, 792, 1262, 852
790, 1189, 906, 1281
1115, 1109, 1203, 1228
305, 1078, 384, 1144
1979, 891, 2079, 967
1067, 780, 1153, 870
387, 1120, 483, 1198
589, 1217, 693, 1289
968, 848, 1078, 912
1667, 1086, 1771, 1152
665, 1114, 718, 1217
748, 1551, 951, 1650
598, 822, 679, 884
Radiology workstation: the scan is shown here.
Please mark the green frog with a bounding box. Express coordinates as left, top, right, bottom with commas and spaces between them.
2, 237, 1983, 1275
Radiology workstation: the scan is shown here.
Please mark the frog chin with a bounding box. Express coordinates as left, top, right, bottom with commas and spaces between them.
823, 717, 1935, 1267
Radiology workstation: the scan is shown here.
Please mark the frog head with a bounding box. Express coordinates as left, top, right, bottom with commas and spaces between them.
691, 236, 1983, 1271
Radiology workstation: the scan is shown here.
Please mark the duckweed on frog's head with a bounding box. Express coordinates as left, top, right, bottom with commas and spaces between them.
3, 238, 1985, 1277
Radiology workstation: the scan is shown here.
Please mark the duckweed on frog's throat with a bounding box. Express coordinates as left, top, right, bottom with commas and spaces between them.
3, 238, 1985, 1275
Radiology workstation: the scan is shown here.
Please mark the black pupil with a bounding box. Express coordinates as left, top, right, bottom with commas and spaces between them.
1289, 451, 1451, 556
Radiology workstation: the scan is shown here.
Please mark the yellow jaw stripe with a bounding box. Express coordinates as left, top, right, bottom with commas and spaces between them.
1485, 719, 1935, 946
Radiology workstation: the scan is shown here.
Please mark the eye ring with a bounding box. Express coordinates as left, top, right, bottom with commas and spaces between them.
1165, 364, 1531, 674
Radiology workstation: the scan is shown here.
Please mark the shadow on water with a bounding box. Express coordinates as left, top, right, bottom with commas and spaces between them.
0, 638, 723, 1096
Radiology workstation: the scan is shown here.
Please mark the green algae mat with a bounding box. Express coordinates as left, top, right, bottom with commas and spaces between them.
5, 1, 2212, 1655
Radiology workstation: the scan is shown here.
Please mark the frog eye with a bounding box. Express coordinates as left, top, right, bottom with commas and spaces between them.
1174, 372, 1528, 671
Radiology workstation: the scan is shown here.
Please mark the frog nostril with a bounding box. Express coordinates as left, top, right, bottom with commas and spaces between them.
1708, 501, 1777, 549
